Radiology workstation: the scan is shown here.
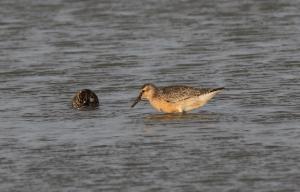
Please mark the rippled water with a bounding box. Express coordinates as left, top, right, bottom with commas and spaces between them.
1, 0, 300, 191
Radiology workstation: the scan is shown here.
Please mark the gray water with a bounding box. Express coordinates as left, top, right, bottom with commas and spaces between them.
0, 0, 300, 191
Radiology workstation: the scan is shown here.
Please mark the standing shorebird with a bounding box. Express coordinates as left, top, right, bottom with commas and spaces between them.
72, 89, 99, 110
131, 84, 224, 113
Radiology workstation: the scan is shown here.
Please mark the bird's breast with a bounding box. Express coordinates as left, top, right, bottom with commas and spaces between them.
149, 98, 181, 113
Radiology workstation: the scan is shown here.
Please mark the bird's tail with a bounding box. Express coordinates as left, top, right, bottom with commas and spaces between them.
210, 87, 225, 93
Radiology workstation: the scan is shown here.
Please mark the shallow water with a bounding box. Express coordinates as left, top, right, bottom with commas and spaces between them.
0, 0, 300, 191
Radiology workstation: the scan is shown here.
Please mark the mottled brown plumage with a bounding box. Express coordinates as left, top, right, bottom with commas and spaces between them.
131, 84, 224, 113
72, 89, 99, 110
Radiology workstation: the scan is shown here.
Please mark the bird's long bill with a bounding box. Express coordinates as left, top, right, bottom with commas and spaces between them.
131, 92, 142, 108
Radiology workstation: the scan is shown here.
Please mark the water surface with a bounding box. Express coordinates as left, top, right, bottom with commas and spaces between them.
0, 0, 300, 191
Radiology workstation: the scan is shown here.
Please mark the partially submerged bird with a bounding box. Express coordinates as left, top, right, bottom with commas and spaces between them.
131, 84, 224, 113
72, 89, 99, 110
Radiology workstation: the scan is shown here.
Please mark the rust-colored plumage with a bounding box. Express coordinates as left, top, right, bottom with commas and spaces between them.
131, 84, 224, 113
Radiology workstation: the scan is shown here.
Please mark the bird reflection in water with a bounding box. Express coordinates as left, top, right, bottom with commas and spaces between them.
144, 111, 220, 122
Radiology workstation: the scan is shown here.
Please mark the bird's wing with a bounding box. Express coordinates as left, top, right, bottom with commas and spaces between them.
160, 86, 212, 103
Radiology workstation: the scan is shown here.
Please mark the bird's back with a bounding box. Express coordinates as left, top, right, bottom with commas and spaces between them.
158, 85, 215, 103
